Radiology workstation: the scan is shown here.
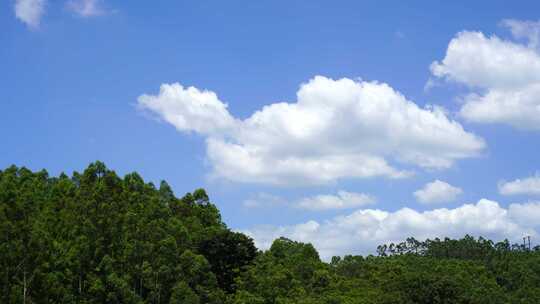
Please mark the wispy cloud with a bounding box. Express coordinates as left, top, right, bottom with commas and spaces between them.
296, 191, 375, 211
66, 0, 107, 17
501, 19, 540, 49
499, 173, 540, 196
15, 0, 46, 29
243, 193, 285, 209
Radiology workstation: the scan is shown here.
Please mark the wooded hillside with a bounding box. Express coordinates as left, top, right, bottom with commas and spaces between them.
1, 163, 539, 303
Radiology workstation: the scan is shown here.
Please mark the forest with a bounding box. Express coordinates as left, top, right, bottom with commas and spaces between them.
1, 162, 539, 303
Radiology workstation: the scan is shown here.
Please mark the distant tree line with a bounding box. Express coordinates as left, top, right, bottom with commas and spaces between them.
1, 162, 539, 303
377, 235, 539, 258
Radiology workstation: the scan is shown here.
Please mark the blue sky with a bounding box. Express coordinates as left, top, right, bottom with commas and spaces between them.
2, 0, 540, 258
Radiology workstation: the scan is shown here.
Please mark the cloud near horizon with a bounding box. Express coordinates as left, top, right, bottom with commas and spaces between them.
138, 76, 485, 185
240, 199, 540, 260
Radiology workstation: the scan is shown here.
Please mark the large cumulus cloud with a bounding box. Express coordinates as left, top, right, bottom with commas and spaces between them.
139, 76, 484, 185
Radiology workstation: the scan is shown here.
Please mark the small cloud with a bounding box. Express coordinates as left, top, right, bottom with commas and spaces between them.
414, 180, 463, 204
395, 30, 405, 39
15, 0, 46, 29
66, 0, 108, 17
499, 173, 540, 196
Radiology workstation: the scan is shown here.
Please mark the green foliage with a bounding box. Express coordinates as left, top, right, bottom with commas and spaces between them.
0, 162, 255, 303
199, 229, 258, 293
1, 162, 539, 303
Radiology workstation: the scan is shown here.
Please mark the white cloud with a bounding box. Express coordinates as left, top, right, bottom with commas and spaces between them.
414, 180, 463, 204
66, 0, 107, 17
138, 83, 237, 136
508, 202, 540, 227
15, 0, 45, 28
205, 138, 409, 185
499, 174, 540, 196
431, 31, 540, 89
241, 199, 539, 260
431, 24, 540, 130
243, 190, 374, 211
296, 190, 375, 211
139, 76, 485, 185
502, 19, 540, 49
